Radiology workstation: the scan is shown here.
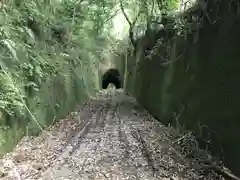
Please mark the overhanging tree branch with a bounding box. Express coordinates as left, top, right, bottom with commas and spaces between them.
119, 0, 132, 26
104, 9, 121, 23
119, 0, 140, 49
156, 0, 163, 11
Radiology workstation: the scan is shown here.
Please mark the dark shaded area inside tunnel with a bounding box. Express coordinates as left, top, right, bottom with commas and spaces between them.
102, 68, 122, 89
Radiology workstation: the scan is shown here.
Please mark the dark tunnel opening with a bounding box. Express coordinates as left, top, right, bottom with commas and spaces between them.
101, 68, 122, 89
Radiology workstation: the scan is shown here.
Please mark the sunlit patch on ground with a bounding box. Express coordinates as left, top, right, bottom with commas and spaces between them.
107, 83, 116, 89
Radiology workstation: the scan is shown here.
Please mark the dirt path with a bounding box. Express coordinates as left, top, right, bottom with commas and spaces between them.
0, 90, 225, 180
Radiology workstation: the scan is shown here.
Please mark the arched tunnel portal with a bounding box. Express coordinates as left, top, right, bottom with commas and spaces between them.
101, 68, 122, 89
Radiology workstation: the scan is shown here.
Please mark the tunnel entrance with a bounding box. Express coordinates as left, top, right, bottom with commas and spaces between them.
101, 68, 122, 89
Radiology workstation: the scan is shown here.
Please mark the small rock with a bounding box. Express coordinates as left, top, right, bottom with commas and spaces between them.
13, 152, 27, 163
0, 167, 7, 177
32, 162, 43, 171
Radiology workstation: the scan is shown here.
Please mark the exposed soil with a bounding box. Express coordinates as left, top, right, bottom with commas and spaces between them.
0, 90, 229, 180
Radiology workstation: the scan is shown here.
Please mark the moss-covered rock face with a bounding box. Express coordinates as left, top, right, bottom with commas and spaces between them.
0, 0, 114, 155
125, 1, 240, 175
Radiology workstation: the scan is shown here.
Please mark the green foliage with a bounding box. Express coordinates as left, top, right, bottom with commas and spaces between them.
0, 71, 25, 117
116, 0, 184, 42
0, 0, 116, 154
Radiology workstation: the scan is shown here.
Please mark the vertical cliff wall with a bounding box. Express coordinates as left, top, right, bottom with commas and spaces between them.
125, 1, 240, 175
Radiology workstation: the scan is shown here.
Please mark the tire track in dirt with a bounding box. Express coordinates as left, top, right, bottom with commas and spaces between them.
1, 90, 225, 180
39, 91, 119, 179
115, 94, 160, 179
